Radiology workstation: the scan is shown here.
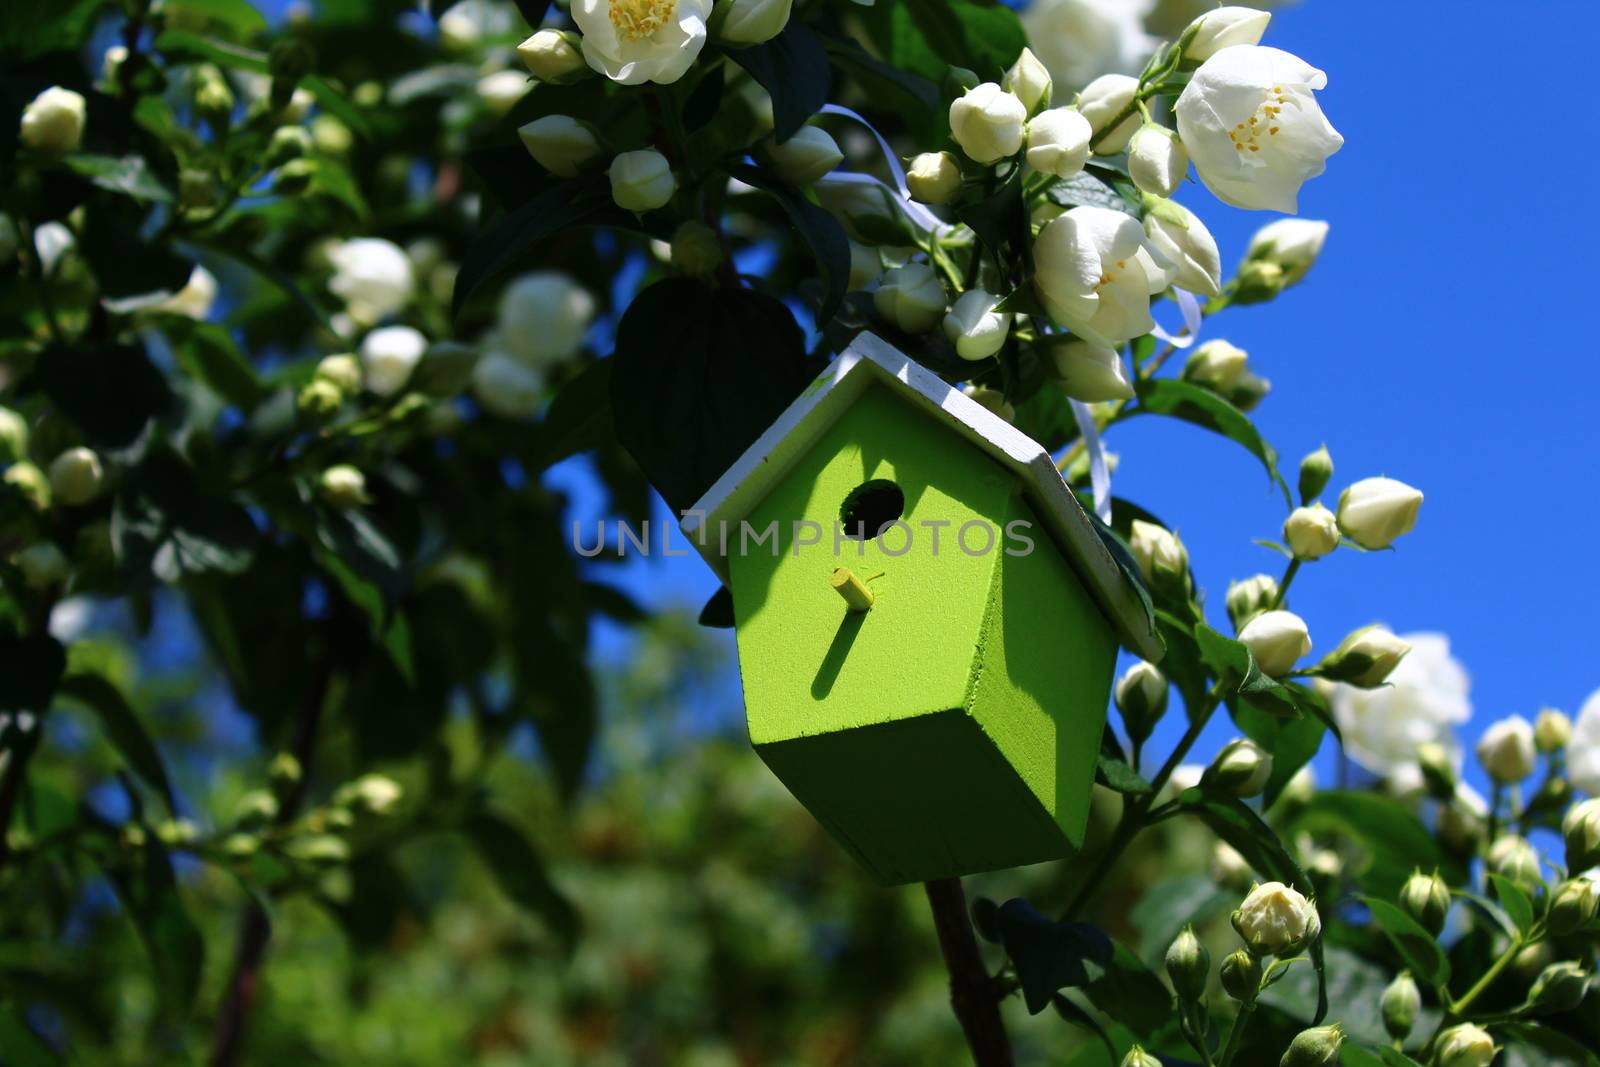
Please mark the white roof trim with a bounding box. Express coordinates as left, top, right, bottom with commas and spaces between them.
681, 332, 1162, 660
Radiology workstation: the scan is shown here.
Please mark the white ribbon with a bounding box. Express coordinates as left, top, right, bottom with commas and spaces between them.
1069, 397, 1113, 524
1149, 287, 1203, 349
817, 103, 954, 237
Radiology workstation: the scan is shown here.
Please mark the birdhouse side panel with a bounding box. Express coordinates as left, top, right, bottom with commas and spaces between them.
728, 383, 1015, 744
965, 491, 1119, 851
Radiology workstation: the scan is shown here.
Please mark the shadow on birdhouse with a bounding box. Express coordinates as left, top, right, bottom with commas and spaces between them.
683, 333, 1161, 884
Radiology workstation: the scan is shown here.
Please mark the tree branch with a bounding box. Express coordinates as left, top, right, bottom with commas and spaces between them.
924, 877, 1013, 1067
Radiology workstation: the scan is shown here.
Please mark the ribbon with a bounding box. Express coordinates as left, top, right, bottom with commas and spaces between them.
1149, 286, 1203, 349
1069, 397, 1113, 525
816, 103, 953, 237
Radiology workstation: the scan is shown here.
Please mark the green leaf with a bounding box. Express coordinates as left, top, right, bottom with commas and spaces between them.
104, 839, 206, 1014
1051, 993, 1117, 1060
1082, 940, 1172, 1038
1504, 1022, 1600, 1067
1133, 378, 1291, 505
62, 153, 174, 202
1488, 873, 1536, 934
819, 33, 943, 143
463, 811, 579, 952
1234, 699, 1324, 808
1047, 171, 1138, 217
532, 359, 614, 468
728, 22, 831, 142
1286, 792, 1452, 900
730, 164, 850, 326
0, 0, 108, 59
956, 169, 1026, 266
154, 28, 269, 71
78, 203, 193, 300
32, 341, 172, 451
1377, 1049, 1427, 1067
0, 1007, 59, 1066
1095, 753, 1153, 796
112, 447, 258, 581
164, 0, 267, 35
1359, 896, 1450, 990
994, 898, 1112, 1014
166, 320, 268, 410
304, 157, 370, 219
58, 672, 176, 814
859, 0, 1027, 82
0, 631, 66, 712
1130, 874, 1230, 966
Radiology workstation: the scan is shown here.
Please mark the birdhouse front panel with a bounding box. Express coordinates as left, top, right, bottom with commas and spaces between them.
725, 381, 1118, 884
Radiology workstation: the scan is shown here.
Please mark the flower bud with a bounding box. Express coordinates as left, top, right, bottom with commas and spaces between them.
1381, 971, 1420, 1040
1336, 477, 1422, 550
1246, 218, 1329, 288
942, 289, 1010, 360
1164, 925, 1210, 1001
19, 87, 87, 155
1534, 707, 1571, 752
1280, 1024, 1343, 1067
1002, 47, 1051, 115
670, 221, 724, 279
961, 386, 1014, 423
1128, 124, 1187, 198
318, 465, 369, 509
1238, 609, 1311, 678
333, 773, 403, 816
1398, 869, 1450, 936
476, 70, 528, 115
1129, 520, 1189, 601
472, 351, 544, 419
156, 817, 200, 847
906, 151, 963, 205
315, 353, 363, 394
222, 832, 260, 858
1232, 257, 1286, 305
1487, 834, 1541, 884
609, 149, 676, 212
1206, 738, 1273, 798
1548, 877, 1599, 936
287, 833, 350, 867
1142, 197, 1221, 297
1226, 573, 1278, 630
1024, 107, 1092, 179
263, 126, 310, 170
1315, 626, 1410, 687
193, 65, 235, 121
1298, 445, 1333, 505
298, 378, 343, 417
234, 788, 280, 828
1079, 73, 1140, 153
360, 325, 426, 397
1232, 880, 1320, 957
4, 461, 51, 511
1219, 948, 1262, 1002
1564, 797, 1600, 872
1416, 742, 1457, 800
268, 751, 303, 797
1476, 716, 1536, 784
517, 29, 588, 83
764, 125, 843, 185
16, 542, 69, 590
1283, 504, 1339, 562
0, 407, 27, 463
1182, 339, 1247, 393
47, 446, 103, 507
437, 2, 483, 51
873, 262, 946, 334
717, 0, 793, 45
1211, 841, 1253, 890
1115, 661, 1168, 745
1120, 1048, 1161, 1067
1050, 339, 1133, 403
518, 115, 603, 178
1183, 7, 1271, 62
312, 114, 352, 154
1436, 1024, 1497, 1067
948, 83, 1026, 165
271, 158, 317, 196
1527, 960, 1589, 1015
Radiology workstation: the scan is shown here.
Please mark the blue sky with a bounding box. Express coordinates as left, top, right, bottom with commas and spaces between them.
559, 0, 1600, 796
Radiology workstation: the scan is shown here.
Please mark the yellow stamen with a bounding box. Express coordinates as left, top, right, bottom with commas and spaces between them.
608, 0, 676, 41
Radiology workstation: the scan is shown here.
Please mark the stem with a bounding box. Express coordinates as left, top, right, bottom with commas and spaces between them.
1447, 934, 1522, 1018
1217, 1000, 1256, 1067
924, 878, 1013, 1067
1270, 558, 1301, 608
0, 742, 37, 877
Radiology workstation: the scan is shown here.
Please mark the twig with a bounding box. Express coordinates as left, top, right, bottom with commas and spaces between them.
924, 878, 1013, 1067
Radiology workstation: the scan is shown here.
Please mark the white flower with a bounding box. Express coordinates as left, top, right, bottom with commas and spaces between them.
943, 289, 1010, 361
717, 0, 792, 45
1436, 1024, 1497, 1067
1050, 338, 1132, 402
1233, 880, 1319, 956
1024, 107, 1092, 178
1175, 45, 1344, 213
1078, 73, 1141, 154
48, 447, 103, 507
152, 265, 217, 320
1003, 47, 1052, 114
1143, 198, 1221, 297
1034, 205, 1175, 347
1283, 504, 1339, 561
906, 151, 962, 204
328, 238, 415, 325
1211, 841, 1252, 887
609, 148, 676, 211
1182, 338, 1248, 391
475, 70, 530, 114
496, 272, 595, 367
1328, 632, 1471, 783
34, 221, 74, 274
1246, 217, 1329, 285
1572, 688, 1600, 795
360, 325, 427, 397
1128, 519, 1188, 592
1128, 124, 1188, 198
763, 125, 843, 185
949, 83, 1026, 165
1183, 6, 1271, 63
1477, 716, 1537, 783
1336, 476, 1422, 549
518, 115, 603, 177
472, 351, 545, 419
1318, 626, 1411, 688
1208, 738, 1273, 797
438, 1, 486, 50
19, 87, 86, 155
1238, 609, 1310, 677
518, 29, 589, 82
572, 0, 713, 86
873, 262, 945, 333
1021, 0, 1153, 91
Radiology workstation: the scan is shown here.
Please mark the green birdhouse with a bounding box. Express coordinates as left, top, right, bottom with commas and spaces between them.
682, 333, 1161, 884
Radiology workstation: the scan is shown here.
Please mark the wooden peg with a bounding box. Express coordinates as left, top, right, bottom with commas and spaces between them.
830, 567, 874, 612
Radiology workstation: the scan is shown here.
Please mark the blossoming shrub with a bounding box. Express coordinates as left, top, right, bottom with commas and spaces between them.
0, 0, 1596, 1064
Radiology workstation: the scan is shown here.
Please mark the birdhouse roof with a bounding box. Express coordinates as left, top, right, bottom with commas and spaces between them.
682, 333, 1162, 662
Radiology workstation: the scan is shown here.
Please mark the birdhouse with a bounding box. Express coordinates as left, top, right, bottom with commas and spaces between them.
682, 333, 1161, 884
